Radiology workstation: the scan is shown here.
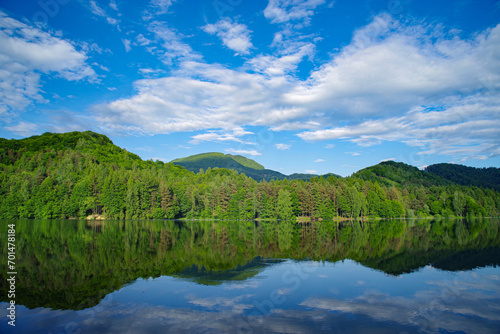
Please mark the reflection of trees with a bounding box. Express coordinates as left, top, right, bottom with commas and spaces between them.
0, 218, 499, 311
278, 220, 293, 251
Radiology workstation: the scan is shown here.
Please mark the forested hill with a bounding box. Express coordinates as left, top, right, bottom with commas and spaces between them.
353, 161, 453, 188
171, 152, 340, 181
172, 152, 265, 170
171, 152, 286, 181
425, 163, 500, 192
1, 131, 499, 220
0, 131, 143, 167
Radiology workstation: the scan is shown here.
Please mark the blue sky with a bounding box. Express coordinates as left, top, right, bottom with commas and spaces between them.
0, 0, 499, 176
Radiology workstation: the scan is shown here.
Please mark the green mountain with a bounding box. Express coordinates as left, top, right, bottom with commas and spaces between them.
352, 160, 452, 188
172, 152, 265, 170
425, 163, 500, 192
171, 152, 286, 181
171, 152, 340, 181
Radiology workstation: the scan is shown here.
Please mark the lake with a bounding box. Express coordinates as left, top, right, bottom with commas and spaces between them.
1, 218, 500, 333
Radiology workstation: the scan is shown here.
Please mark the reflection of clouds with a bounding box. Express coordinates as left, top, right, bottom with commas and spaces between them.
80, 304, 242, 334
223, 280, 261, 290
300, 274, 500, 334
276, 287, 293, 296
185, 294, 254, 314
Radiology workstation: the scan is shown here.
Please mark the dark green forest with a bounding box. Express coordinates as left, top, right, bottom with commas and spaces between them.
0, 131, 499, 220
425, 163, 500, 192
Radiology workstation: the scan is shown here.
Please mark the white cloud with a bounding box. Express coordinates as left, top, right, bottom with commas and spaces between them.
136, 34, 152, 46
148, 22, 202, 64
286, 14, 500, 118
4, 121, 39, 137
275, 143, 291, 150
92, 61, 295, 134
92, 13, 500, 163
190, 128, 255, 145
109, 0, 118, 11
143, 0, 177, 20
248, 43, 315, 76
0, 11, 96, 117
305, 170, 317, 173
202, 18, 253, 55
89, 0, 120, 28
314, 158, 324, 162
264, 0, 326, 25
122, 39, 131, 52
90, 0, 106, 17
298, 94, 500, 161
225, 148, 262, 156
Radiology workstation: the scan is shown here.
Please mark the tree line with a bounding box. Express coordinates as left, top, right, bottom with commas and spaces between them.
0, 132, 499, 220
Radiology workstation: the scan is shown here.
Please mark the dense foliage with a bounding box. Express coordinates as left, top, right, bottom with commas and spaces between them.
1, 131, 499, 220
425, 163, 500, 192
1, 218, 498, 310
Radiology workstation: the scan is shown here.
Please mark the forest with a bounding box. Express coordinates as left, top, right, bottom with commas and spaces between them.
0, 131, 499, 220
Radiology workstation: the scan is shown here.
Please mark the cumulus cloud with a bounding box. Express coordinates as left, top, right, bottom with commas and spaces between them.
92, 13, 500, 163
286, 14, 500, 117
92, 61, 297, 134
203, 18, 253, 55
0, 11, 96, 117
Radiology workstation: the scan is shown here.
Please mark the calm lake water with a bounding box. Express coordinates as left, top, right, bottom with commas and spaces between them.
1, 218, 500, 334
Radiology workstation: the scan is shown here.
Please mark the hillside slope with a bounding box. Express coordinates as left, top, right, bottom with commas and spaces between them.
425, 163, 500, 192
171, 152, 286, 181
352, 161, 452, 188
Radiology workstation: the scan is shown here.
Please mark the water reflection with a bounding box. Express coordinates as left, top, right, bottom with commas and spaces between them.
0, 218, 499, 333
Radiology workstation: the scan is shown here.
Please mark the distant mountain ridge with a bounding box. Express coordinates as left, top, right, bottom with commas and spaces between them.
425, 163, 500, 192
171, 152, 339, 181
353, 160, 453, 188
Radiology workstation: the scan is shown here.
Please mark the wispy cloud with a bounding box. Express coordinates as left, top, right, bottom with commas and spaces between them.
203, 18, 253, 55
143, 0, 177, 20
190, 128, 254, 145
88, 0, 120, 29
264, 0, 326, 25
275, 143, 291, 150
225, 148, 262, 156
122, 39, 131, 52
314, 158, 324, 162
